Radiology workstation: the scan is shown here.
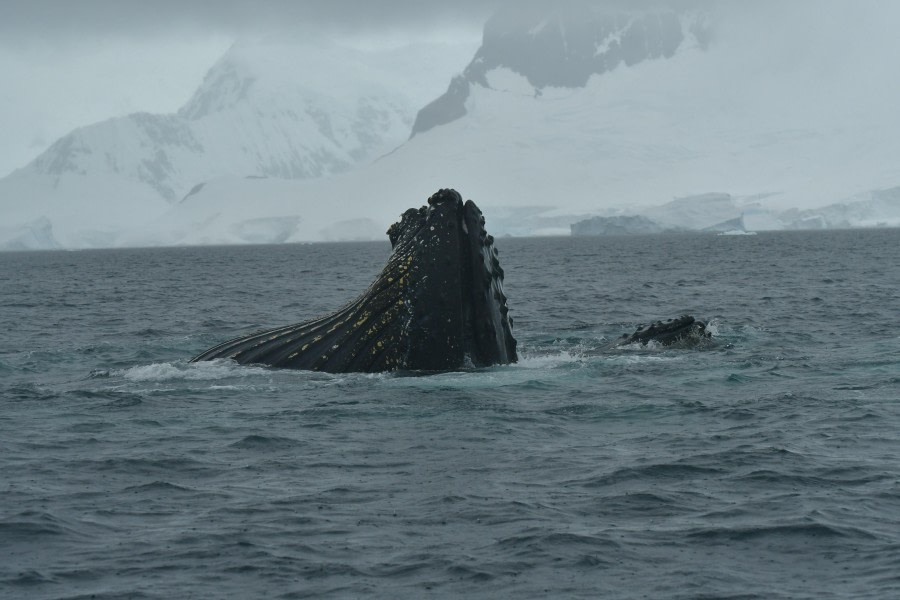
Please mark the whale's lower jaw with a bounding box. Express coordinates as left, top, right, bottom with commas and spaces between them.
190, 189, 517, 372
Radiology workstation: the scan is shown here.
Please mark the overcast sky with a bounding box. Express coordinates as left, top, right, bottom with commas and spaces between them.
0, 0, 494, 177
0, 1, 494, 39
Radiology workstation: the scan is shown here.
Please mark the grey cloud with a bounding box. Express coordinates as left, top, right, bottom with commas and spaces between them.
0, 0, 498, 40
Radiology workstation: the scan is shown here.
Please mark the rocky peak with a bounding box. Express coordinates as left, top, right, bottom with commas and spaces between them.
179, 53, 258, 121
411, 0, 711, 137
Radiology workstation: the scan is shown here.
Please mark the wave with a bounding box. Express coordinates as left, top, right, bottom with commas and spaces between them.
122, 481, 202, 494
0, 516, 73, 538
67, 456, 213, 477
229, 434, 306, 450
2, 569, 56, 586
2, 384, 60, 402
734, 468, 892, 487
576, 463, 725, 488
686, 520, 878, 542
116, 360, 272, 382
0, 510, 116, 541
515, 350, 585, 368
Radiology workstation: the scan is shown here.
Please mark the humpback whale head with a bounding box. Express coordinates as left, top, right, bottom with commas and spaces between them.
614, 315, 711, 348
383, 188, 517, 370
191, 188, 517, 372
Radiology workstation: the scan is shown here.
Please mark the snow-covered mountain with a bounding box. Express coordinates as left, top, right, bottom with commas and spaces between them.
2, 1, 900, 251
412, 1, 711, 136
0, 39, 475, 248
33, 46, 413, 202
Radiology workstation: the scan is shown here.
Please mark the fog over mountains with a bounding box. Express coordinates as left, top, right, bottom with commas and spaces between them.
0, 39, 473, 249
2, 0, 899, 250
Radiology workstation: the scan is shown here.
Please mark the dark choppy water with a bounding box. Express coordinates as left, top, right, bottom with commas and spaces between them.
2, 230, 899, 599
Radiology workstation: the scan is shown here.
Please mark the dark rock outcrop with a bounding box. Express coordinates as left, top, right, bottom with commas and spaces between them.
411, 0, 711, 137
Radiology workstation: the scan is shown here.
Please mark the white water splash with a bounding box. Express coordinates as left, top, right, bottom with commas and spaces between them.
117, 360, 270, 382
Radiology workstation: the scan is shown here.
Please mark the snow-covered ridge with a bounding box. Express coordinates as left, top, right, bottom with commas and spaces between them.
19, 41, 424, 203
0, 38, 474, 248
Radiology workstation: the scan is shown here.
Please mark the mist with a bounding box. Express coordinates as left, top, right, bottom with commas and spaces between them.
0, 0, 492, 177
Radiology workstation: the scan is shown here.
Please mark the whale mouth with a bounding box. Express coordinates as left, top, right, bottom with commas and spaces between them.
191, 188, 517, 372
190, 187, 709, 372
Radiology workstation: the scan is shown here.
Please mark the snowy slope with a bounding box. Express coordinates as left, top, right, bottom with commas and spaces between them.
0, 39, 475, 248
140, 54, 900, 244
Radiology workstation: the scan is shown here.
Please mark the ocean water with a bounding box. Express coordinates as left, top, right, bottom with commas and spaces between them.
1, 230, 899, 599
